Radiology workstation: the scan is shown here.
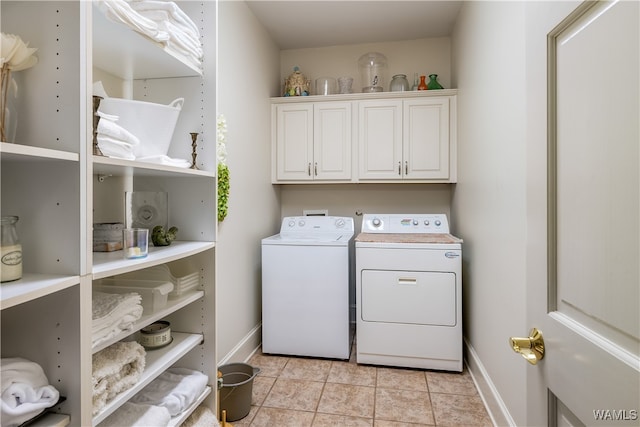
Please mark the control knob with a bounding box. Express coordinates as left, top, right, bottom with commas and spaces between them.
298, 220, 306, 227
335, 218, 345, 228
435, 220, 442, 227
288, 220, 296, 227
372, 218, 382, 227
412, 219, 419, 226
424, 220, 430, 226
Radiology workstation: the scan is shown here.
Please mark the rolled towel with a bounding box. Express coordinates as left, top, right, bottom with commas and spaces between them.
100, 402, 171, 427
130, 367, 208, 416
97, 0, 170, 43
97, 135, 136, 160
92, 341, 146, 416
97, 116, 140, 146
1, 358, 60, 427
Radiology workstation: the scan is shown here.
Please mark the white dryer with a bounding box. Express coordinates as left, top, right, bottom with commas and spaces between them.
262, 216, 354, 359
356, 214, 463, 371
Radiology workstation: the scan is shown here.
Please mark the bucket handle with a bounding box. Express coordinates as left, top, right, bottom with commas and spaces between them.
168, 98, 185, 110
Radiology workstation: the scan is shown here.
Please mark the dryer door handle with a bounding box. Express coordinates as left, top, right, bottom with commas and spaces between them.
398, 277, 417, 285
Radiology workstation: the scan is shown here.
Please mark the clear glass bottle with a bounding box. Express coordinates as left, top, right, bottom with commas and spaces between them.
412, 73, 419, 91
1, 216, 22, 282
389, 74, 410, 92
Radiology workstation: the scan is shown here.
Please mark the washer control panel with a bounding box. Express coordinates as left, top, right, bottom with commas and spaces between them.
361, 214, 450, 234
280, 216, 354, 234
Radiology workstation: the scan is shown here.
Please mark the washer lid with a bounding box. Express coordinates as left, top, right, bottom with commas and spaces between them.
262, 232, 353, 246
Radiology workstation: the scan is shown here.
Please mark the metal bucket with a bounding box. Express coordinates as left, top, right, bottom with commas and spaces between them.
218, 363, 260, 421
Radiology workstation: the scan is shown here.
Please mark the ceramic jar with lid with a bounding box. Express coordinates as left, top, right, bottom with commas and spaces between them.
389, 74, 410, 92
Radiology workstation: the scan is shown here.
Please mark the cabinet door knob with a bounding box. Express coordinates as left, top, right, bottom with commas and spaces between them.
405, 161, 408, 175
398, 161, 401, 175
314, 162, 318, 176
308, 163, 311, 176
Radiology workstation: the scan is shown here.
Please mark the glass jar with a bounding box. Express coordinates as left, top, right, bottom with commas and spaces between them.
358, 52, 388, 93
389, 74, 410, 92
1, 216, 22, 282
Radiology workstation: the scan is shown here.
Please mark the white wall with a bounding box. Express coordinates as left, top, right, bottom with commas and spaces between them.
217, 0, 281, 362
280, 38, 451, 95
451, 2, 527, 426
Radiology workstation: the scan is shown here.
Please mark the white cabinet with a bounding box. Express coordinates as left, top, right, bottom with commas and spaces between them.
1, 2, 217, 426
272, 101, 352, 182
358, 96, 456, 182
271, 91, 457, 184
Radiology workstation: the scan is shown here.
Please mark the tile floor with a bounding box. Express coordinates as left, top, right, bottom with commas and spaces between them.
228, 342, 493, 427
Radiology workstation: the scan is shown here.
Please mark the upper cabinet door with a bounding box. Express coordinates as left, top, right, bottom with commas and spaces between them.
403, 97, 450, 180
314, 102, 352, 180
275, 103, 314, 181
358, 100, 403, 180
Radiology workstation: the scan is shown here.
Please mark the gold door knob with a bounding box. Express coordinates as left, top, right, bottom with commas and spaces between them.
510, 328, 545, 365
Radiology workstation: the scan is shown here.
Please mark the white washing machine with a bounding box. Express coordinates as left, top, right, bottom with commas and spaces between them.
262, 216, 354, 359
356, 214, 463, 371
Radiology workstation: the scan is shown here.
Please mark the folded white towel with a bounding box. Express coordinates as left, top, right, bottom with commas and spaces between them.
128, 0, 200, 38
92, 292, 144, 349
181, 405, 220, 427
130, 367, 208, 416
97, 135, 136, 160
100, 402, 171, 427
1, 358, 60, 427
98, 117, 140, 146
136, 155, 191, 168
92, 341, 146, 416
97, 0, 170, 43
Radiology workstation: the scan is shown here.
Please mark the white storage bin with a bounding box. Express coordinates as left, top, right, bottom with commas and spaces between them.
97, 97, 184, 159
114, 264, 200, 299
96, 279, 174, 314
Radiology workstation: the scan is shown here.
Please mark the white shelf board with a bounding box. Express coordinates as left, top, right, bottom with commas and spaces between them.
92, 290, 205, 354
0, 142, 79, 163
0, 273, 80, 310
271, 88, 459, 104
27, 413, 70, 427
167, 386, 212, 427
92, 155, 214, 178
92, 331, 203, 425
92, 4, 202, 80
92, 241, 215, 280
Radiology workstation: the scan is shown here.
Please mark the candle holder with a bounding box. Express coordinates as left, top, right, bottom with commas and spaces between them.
190, 132, 199, 169
93, 95, 104, 156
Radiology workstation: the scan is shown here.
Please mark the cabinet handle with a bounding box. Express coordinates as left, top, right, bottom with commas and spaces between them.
398, 161, 401, 175
405, 161, 408, 175
314, 162, 318, 176
308, 163, 311, 176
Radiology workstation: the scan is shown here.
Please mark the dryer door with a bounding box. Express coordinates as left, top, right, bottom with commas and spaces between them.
360, 270, 457, 326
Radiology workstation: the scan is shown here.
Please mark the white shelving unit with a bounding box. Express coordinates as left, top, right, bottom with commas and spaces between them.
1, 1, 217, 426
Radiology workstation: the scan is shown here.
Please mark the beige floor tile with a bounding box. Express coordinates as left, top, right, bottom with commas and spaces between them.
317, 382, 376, 418
374, 421, 434, 427
375, 388, 434, 425
263, 377, 324, 411
426, 369, 477, 396
251, 375, 276, 406
312, 413, 373, 427
248, 352, 289, 377
376, 367, 429, 392
225, 405, 259, 426
327, 360, 377, 387
430, 393, 493, 426
250, 406, 315, 427
280, 357, 333, 381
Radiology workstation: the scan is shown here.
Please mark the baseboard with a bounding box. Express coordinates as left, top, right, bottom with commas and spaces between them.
218, 323, 262, 366
464, 337, 516, 427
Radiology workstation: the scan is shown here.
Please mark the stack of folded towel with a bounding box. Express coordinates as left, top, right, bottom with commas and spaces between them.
97, 0, 203, 71
100, 402, 171, 427
95, 110, 141, 161
130, 367, 208, 416
1, 358, 60, 427
92, 341, 146, 416
93, 291, 144, 349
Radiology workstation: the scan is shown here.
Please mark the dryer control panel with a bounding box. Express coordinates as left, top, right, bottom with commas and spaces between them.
361, 214, 450, 234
